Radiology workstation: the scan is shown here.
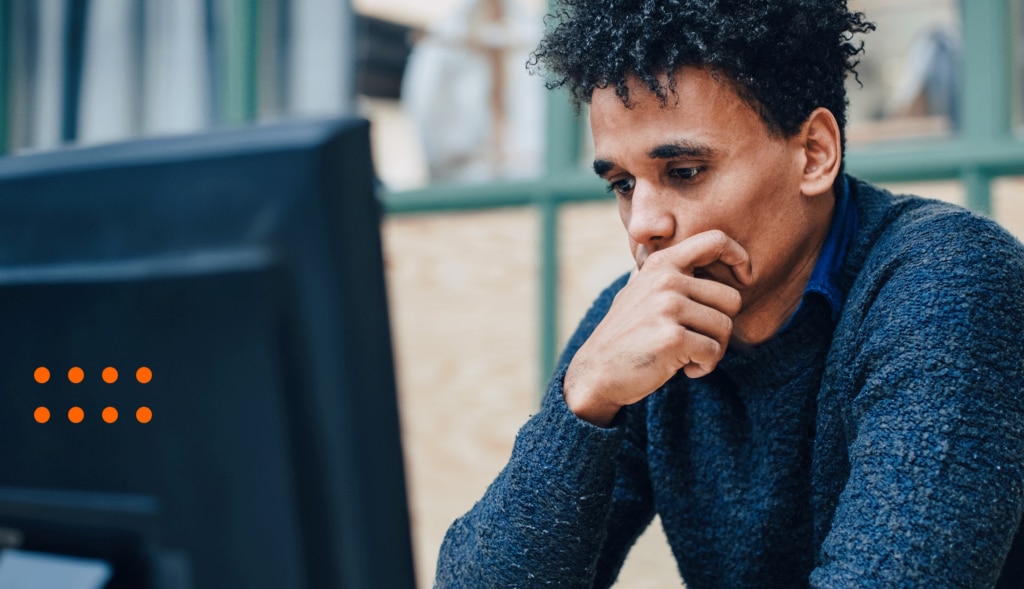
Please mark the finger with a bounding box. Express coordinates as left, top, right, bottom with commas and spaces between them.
683, 362, 714, 379
632, 266, 742, 318
670, 296, 733, 344
681, 276, 743, 317
646, 230, 752, 285
670, 327, 724, 372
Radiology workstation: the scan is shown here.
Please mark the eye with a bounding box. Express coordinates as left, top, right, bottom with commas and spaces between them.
605, 177, 635, 198
668, 166, 705, 181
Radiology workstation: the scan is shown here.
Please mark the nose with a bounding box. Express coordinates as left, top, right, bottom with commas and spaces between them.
625, 182, 676, 252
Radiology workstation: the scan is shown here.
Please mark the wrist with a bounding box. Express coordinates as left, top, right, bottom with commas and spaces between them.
563, 363, 621, 427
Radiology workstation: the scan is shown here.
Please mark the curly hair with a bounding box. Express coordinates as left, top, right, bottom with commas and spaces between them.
529, 0, 875, 150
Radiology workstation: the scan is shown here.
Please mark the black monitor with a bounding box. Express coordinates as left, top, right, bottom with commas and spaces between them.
0, 119, 416, 589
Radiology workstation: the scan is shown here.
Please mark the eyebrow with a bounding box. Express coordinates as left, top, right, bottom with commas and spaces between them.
592, 140, 717, 177
593, 159, 614, 177
648, 141, 716, 160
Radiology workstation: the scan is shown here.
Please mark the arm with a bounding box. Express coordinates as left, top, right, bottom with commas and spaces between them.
434, 275, 656, 588
436, 231, 749, 587
811, 209, 1024, 587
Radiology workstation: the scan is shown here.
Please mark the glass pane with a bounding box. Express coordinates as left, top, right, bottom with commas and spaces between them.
846, 0, 961, 144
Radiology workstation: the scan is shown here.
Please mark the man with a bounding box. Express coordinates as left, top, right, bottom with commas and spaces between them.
436, 0, 1024, 587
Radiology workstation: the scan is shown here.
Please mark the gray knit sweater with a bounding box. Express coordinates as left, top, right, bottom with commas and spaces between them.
436, 178, 1024, 588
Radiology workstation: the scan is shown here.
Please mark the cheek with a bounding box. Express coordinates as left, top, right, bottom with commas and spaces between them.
618, 201, 639, 244
717, 161, 797, 237
625, 233, 643, 263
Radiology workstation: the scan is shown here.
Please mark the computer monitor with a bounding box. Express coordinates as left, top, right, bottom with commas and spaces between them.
0, 119, 416, 589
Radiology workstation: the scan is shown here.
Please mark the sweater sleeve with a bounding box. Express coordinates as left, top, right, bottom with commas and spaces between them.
434, 273, 658, 588
811, 207, 1024, 588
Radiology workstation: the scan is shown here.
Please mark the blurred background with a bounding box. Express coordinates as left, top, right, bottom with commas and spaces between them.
3, 0, 1024, 586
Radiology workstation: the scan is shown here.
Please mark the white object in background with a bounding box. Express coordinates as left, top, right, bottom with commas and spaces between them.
0, 549, 112, 589
888, 25, 961, 127
402, 0, 544, 184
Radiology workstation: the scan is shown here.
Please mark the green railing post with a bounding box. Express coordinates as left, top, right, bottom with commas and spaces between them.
539, 193, 560, 386
222, 0, 259, 123
539, 88, 583, 387
962, 167, 993, 215
958, 0, 1013, 214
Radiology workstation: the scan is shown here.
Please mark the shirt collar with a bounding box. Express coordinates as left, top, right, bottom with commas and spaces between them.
780, 175, 858, 332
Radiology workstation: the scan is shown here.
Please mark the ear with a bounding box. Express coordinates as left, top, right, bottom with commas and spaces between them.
797, 107, 841, 197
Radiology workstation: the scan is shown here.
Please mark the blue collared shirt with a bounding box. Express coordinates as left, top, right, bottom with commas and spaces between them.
780, 175, 858, 332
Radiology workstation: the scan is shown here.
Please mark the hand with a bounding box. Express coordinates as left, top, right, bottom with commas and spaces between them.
564, 230, 751, 426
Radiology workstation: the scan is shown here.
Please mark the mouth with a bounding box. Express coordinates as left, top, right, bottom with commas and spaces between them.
694, 262, 743, 288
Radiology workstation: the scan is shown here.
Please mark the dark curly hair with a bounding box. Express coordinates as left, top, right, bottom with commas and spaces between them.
529, 0, 875, 152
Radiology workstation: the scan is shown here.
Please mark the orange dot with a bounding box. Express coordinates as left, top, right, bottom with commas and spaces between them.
68, 406, 84, 424
34, 367, 50, 384
136, 367, 152, 384
68, 367, 84, 384
102, 367, 118, 384
136, 407, 152, 424
34, 407, 51, 423
102, 407, 118, 423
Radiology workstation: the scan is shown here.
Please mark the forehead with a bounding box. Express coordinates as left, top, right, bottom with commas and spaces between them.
589, 69, 770, 161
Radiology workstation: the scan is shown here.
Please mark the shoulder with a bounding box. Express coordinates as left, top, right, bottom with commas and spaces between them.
825, 182, 1024, 458
832, 179, 1024, 399
847, 178, 1024, 304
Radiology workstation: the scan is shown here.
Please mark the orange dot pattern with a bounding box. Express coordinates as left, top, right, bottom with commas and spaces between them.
68, 367, 84, 384
33, 366, 153, 424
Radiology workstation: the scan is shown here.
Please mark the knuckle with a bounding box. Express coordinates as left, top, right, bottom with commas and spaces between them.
696, 336, 721, 362
715, 311, 733, 336
705, 229, 728, 250
653, 271, 678, 291
644, 248, 666, 268
664, 325, 689, 350
723, 288, 743, 314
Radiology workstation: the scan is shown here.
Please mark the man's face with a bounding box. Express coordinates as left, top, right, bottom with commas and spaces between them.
590, 67, 831, 317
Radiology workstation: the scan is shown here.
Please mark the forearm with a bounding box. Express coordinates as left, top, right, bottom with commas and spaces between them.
434, 373, 626, 588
